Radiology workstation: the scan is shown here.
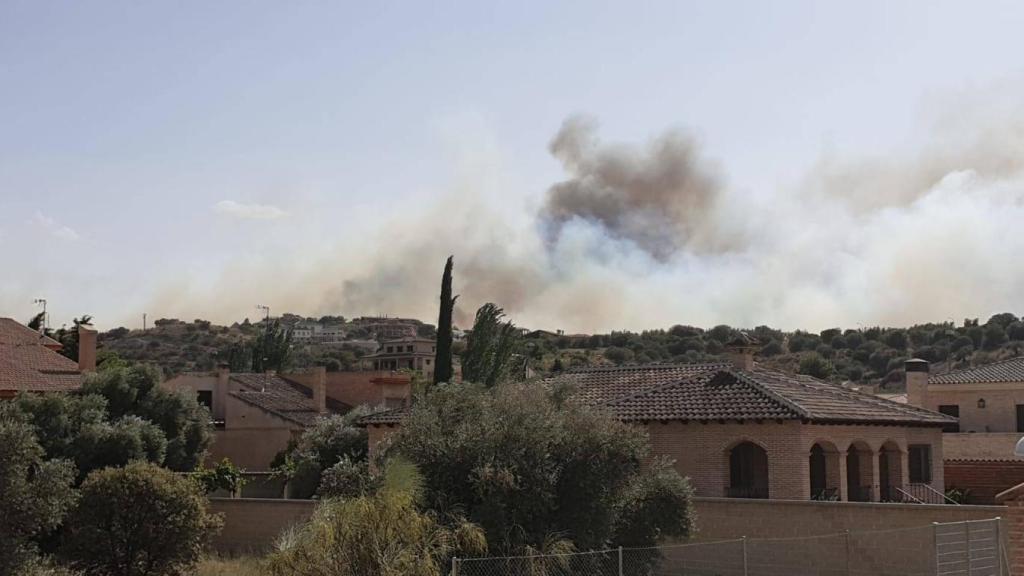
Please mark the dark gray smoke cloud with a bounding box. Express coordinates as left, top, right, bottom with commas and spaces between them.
540, 116, 730, 261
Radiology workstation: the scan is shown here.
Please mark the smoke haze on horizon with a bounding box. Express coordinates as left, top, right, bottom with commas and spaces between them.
97, 110, 1024, 335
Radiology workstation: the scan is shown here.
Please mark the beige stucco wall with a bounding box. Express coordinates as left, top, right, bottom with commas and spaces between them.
943, 432, 1024, 460
919, 383, 1024, 433
645, 420, 944, 501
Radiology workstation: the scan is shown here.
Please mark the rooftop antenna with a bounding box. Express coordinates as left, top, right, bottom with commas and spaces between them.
32, 298, 48, 334
256, 304, 270, 392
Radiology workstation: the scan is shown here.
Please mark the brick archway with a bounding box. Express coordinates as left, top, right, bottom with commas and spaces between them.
727, 441, 769, 499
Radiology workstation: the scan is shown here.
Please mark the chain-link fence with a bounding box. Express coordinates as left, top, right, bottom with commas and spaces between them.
452, 518, 1008, 576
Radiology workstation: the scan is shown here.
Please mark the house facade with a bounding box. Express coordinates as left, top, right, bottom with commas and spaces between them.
0, 317, 94, 398
362, 337, 436, 378
905, 356, 1024, 503
363, 343, 953, 503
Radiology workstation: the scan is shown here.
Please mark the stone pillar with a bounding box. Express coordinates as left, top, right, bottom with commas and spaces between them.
868, 448, 881, 502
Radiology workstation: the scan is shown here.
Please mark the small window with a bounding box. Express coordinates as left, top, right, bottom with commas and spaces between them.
196, 390, 213, 411
1017, 405, 1024, 433
938, 405, 960, 433
426, 359, 431, 365
386, 346, 393, 353
908, 445, 932, 484
406, 345, 413, 352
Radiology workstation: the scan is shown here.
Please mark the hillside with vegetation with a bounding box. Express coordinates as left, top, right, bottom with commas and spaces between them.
524, 312, 1024, 391
75, 311, 1024, 390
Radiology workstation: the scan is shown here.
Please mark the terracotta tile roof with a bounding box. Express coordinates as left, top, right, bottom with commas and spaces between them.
360, 406, 410, 425
929, 357, 1024, 385
0, 318, 83, 393
228, 373, 339, 426
362, 363, 954, 427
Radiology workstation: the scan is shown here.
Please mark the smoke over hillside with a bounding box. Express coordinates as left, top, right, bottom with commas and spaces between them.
136, 111, 1024, 333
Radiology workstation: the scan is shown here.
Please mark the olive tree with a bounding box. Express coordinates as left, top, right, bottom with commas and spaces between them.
61, 462, 221, 576
391, 381, 695, 555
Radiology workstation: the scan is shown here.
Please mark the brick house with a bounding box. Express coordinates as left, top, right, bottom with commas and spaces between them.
363, 342, 954, 502
905, 357, 1024, 503
163, 366, 411, 470
0, 317, 95, 398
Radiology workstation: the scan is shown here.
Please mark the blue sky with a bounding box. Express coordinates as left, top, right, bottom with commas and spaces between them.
3, 1, 1024, 331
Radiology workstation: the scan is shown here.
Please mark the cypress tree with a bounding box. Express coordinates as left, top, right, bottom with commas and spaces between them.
433, 256, 457, 385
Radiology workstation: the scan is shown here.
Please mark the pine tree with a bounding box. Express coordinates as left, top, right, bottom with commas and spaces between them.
433, 256, 457, 385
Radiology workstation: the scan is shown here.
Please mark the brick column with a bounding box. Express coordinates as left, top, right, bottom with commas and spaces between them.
838, 452, 848, 501
868, 448, 881, 502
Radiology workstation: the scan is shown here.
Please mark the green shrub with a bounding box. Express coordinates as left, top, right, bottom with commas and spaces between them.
62, 462, 222, 576
266, 460, 484, 576
0, 404, 77, 576
194, 458, 246, 495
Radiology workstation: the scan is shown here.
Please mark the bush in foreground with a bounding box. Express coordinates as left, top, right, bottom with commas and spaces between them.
267, 460, 484, 576
61, 462, 222, 576
0, 404, 77, 576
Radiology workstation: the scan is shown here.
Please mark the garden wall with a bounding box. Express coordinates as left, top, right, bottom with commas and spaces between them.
209, 498, 316, 555
207, 496, 1008, 567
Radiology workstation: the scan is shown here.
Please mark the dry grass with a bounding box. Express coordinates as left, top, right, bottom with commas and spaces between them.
195, 556, 266, 576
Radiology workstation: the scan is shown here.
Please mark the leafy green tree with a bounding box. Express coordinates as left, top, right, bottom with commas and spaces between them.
267, 459, 485, 576
193, 458, 246, 495
797, 352, 833, 379
0, 404, 77, 576
434, 256, 457, 385
61, 462, 221, 576
251, 320, 293, 372
982, 323, 1008, 351
604, 346, 634, 365
1008, 321, 1024, 342
461, 303, 522, 386
81, 364, 211, 471
272, 410, 371, 499
391, 381, 695, 555
15, 393, 166, 481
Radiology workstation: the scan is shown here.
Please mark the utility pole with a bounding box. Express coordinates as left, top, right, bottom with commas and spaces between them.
143, 313, 147, 332
256, 305, 270, 392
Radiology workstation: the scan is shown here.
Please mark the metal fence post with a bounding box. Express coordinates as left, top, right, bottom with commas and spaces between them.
451, 556, 459, 576
932, 522, 939, 575
618, 545, 623, 576
995, 517, 1003, 576
742, 536, 748, 576
845, 530, 851, 576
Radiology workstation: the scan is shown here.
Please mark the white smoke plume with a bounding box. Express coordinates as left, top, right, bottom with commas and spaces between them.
134, 110, 1024, 334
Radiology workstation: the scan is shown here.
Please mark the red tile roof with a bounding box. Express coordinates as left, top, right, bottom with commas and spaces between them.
361, 362, 955, 427
929, 357, 1024, 385
0, 318, 83, 393
228, 373, 344, 426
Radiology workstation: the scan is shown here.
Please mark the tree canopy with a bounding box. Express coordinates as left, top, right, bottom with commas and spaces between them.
390, 381, 695, 555
461, 303, 522, 387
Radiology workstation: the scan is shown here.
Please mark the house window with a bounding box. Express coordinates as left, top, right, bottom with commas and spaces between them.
386, 346, 393, 353
1017, 405, 1024, 433
406, 345, 413, 352
938, 405, 960, 433
196, 390, 213, 411
908, 445, 932, 484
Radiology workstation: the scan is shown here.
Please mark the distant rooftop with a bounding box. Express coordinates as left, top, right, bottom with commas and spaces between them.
0, 318, 83, 393
929, 357, 1024, 385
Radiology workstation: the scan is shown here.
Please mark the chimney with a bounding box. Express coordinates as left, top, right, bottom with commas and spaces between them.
724, 333, 758, 371
77, 324, 97, 372
905, 358, 930, 408
372, 374, 412, 409
313, 366, 327, 414
214, 363, 229, 421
